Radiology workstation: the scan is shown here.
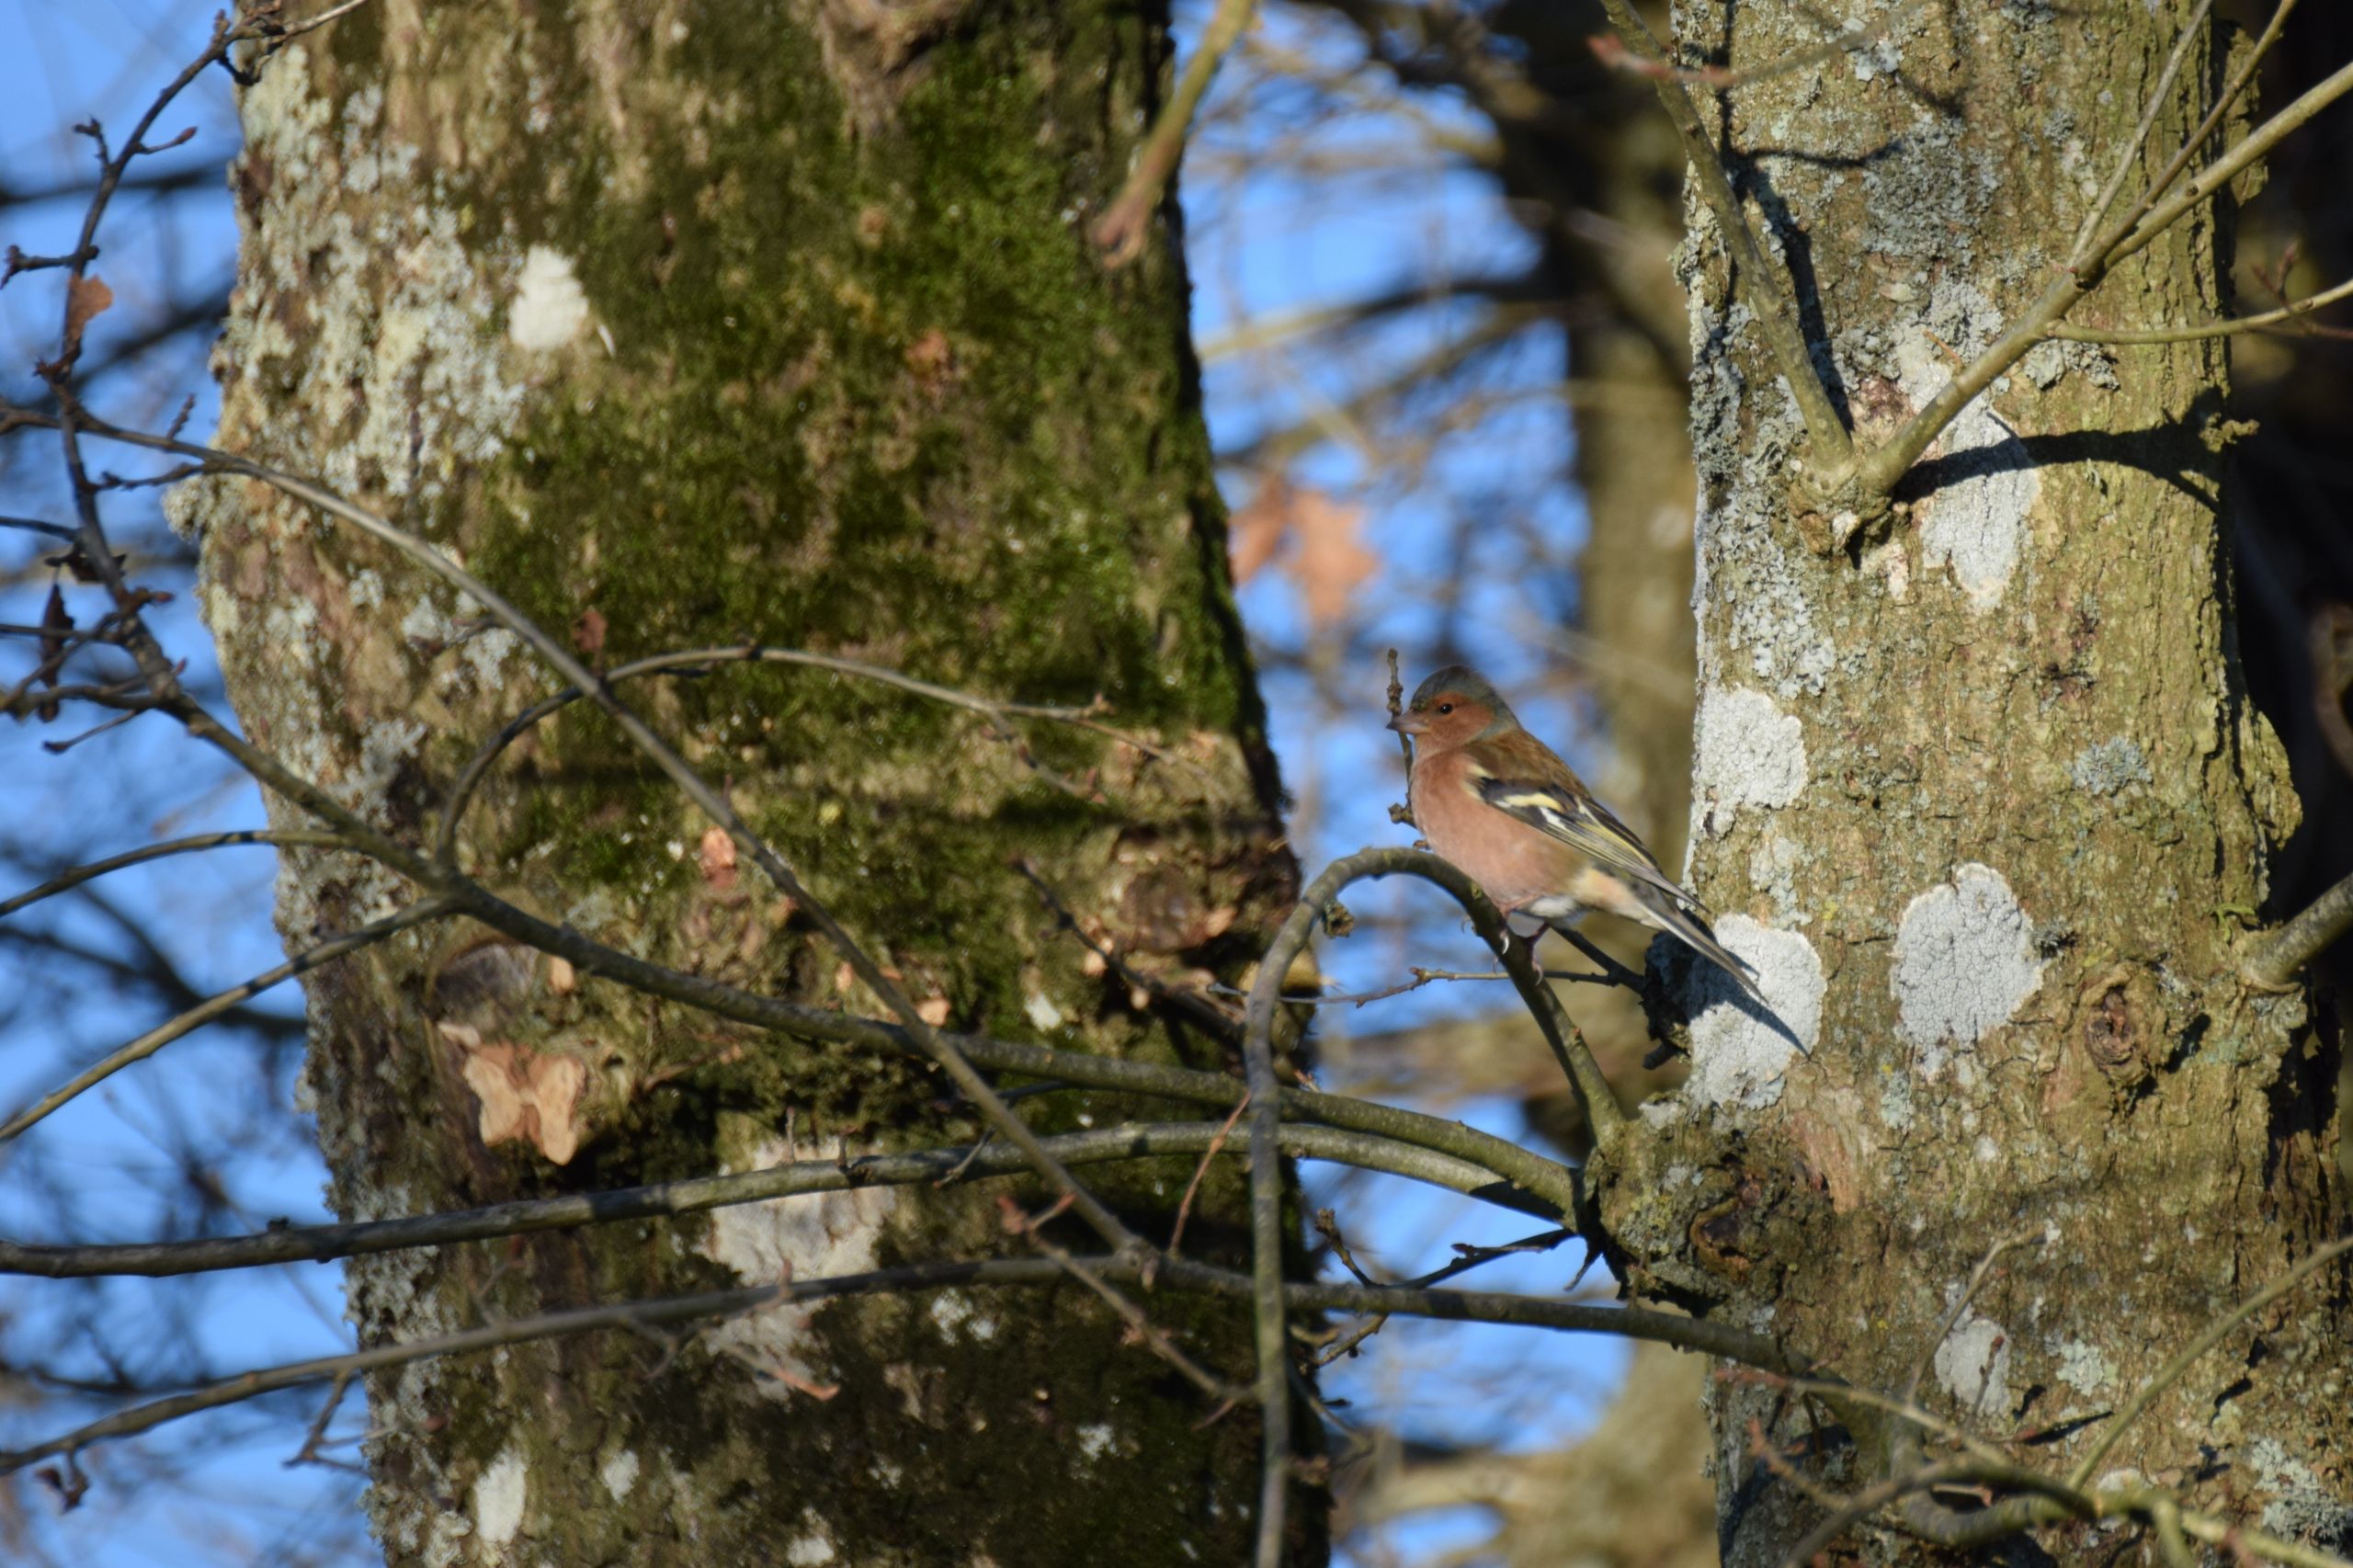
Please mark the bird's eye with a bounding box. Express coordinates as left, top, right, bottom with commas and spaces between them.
1436, 702, 1454, 714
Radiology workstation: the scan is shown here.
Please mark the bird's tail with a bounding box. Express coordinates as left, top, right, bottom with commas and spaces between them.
1626, 886, 1767, 1007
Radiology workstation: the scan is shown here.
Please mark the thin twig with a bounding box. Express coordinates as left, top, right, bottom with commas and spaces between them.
2052, 274, 2353, 345
1169, 1096, 1250, 1256
0, 1250, 1793, 1478
999, 1194, 1241, 1402
2067, 0, 2214, 261
1587, 0, 1854, 471
0, 896, 456, 1141
2240, 868, 2353, 987
0, 828, 358, 918
2091, 0, 2298, 267
2066, 1233, 2353, 1490
1092, 0, 1260, 265
1904, 1230, 2043, 1407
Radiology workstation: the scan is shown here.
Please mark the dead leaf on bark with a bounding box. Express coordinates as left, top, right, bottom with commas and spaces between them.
458, 1040, 588, 1165
697, 824, 738, 889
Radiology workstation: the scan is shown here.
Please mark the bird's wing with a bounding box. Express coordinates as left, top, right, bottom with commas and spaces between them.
1470, 769, 1707, 914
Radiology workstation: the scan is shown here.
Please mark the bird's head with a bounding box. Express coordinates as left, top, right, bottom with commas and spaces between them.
1389, 665, 1518, 747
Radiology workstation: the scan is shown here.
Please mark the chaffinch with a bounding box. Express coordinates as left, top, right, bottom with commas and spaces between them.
1389, 665, 1765, 1005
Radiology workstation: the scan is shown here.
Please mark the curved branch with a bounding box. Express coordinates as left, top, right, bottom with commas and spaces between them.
1234, 843, 1630, 1562
0, 828, 358, 918
0, 1121, 1534, 1279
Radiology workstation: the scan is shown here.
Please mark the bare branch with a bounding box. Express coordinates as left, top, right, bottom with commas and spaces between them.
0, 828, 358, 918
0, 896, 457, 1141
2052, 274, 2353, 346
2065, 1233, 2353, 1490
2242, 868, 2353, 988
1092, 0, 1260, 266
41, 411, 1152, 1263
0, 1121, 1543, 1280
0, 1251, 1794, 1480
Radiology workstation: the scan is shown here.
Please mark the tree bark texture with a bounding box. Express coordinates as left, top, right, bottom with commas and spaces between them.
173, 3, 1303, 1562
1597, 3, 2348, 1562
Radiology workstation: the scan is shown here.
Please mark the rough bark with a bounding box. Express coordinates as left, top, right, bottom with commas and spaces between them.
1587, 3, 2349, 1562
172, 3, 1306, 1562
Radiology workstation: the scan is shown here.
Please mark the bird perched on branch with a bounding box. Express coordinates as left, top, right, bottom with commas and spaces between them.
1389, 665, 1766, 1006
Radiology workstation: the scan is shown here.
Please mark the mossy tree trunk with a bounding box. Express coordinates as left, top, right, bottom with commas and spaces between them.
1591, 3, 2350, 1562
176, 2, 1302, 1562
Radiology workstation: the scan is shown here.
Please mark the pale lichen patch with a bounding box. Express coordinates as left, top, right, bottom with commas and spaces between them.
2068, 737, 2152, 796
785, 1520, 840, 1565
1682, 916, 1820, 1109
598, 1446, 640, 1500
1692, 687, 1806, 836
1894, 289, 2039, 612
471, 1445, 529, 1547
508, 245, 591, 351
701, 1129, 898, 1396
1933, 1312, 2013, 1417
1893, 863, 2043, 1073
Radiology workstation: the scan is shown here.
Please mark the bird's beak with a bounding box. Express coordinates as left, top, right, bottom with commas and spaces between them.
1387, 711, 1428, 736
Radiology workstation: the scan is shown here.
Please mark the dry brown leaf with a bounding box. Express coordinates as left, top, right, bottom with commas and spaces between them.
1226, 477, 1290, 585
1288, 486, 1375, 629
915, 995, 951, 1026
459, 1042, 588, 1165
64, 276, 112, 341
547, 956, 576, 994
697, 825, 737, 889
1225, 477, 1377, 629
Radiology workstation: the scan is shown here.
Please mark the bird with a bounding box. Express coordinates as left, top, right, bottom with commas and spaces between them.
1388, 664, 1767, 1006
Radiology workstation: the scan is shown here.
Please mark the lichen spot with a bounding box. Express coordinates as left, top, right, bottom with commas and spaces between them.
701, 1135, 898, 1398
1895, 312, 2037, 612
599, 1447, 639, 1500
1692, 687, 1806, 836
929, 1290, 974, 1337
1893, 863, 2042, 1073
472, 1446, 528, 1547
508, 246, 589, 352
1933, 1312, 2012, 1417
1684, 916, 1822, 1109
785, 1522, 839, 1565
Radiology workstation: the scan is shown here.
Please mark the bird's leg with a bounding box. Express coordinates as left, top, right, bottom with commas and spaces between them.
1552, 926, 1646, 993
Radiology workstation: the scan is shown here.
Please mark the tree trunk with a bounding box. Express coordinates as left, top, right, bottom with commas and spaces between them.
174, 2, 1303, 1562
1594, 3, 2349, 1561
